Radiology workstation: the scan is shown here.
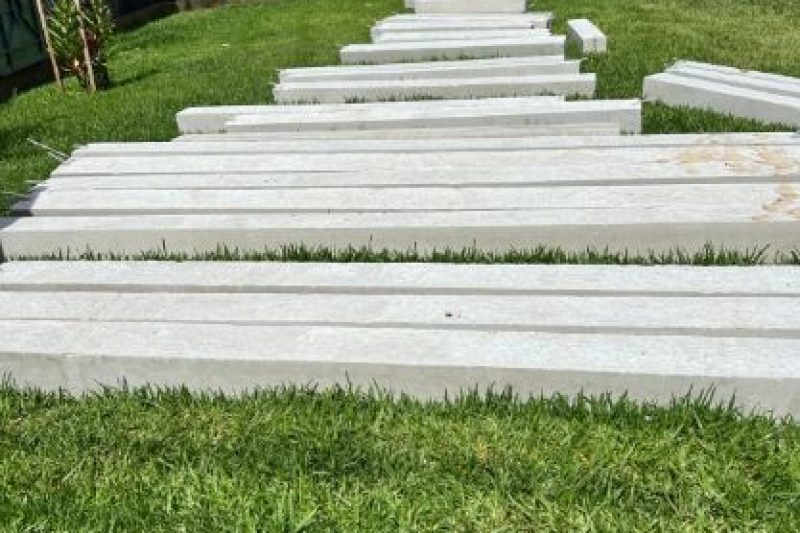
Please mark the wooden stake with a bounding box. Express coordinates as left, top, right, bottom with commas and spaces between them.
72, 0, 96, 93
33, 0, 63, 89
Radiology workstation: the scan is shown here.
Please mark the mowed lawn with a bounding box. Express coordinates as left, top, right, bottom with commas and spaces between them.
2, 386, 800, 531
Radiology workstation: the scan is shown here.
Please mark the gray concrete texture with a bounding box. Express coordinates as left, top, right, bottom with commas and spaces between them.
644, 64, 800, 128
372, 29, 551, 43
566, 18, 607, 54
272, 74, 596, 104
176, 95, 566, 133
413, 0, 527, 14
339, 36, 565, 64
223, 99, 642, 133
278, 57, 580, 84
1, 261, 800, 415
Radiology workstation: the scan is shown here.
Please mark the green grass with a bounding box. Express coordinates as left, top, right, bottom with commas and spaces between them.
10, 242, 800, 266
1, 384, 799, 531
2, 0, 799, 212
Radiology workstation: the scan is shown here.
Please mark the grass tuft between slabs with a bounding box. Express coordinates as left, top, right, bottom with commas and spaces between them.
1, 382, 800, 531
6, 242, 799, 266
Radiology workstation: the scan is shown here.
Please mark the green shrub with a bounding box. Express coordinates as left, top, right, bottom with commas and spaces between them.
47, 0, 114, 90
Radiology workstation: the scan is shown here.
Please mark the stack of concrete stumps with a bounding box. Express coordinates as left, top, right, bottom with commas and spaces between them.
2, 0, 800, 416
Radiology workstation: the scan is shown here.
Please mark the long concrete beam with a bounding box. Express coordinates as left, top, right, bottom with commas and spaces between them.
279, 57, 579, 83
340, 36, 565, 64
11, 183, 800, 216
224, 99, 642, 133
173, 123, 621, 141
4, 319, 800, 415
3, 291, 800, 337
54, 142, 771, 176
176, 95, 565, 133
35, 167, 791, 191
1, 261, 800, 414
272, 74, 596, 104
372, 29, 550, 43
380, 13, 553, 26
371, 20, 544, 37
1, 205, 798, 258
100, 132, 800, 153
666, 62, 800, 100
670, 61, 800, 88
2, 261, 797, 296
643, 73, 800, 128
413, 0, 527, 13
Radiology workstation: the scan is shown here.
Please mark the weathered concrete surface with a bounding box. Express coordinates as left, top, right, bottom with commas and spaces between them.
173, 123, 621, 142
4, 319, 800, 415
176, 95, 565, 133
12, 183, 800, 216
567, 18, 607, 54
60, 139, 778, 177
171, 130, 795, 145
3, 292, 800, 336
413, 0, 527, 13
644, 73, 800, 128
340, 36, 565, 64
279, 57, 579, 83
381, 13, 553, 27
372, 29, 549, 43
1, 261, 800, 415
666, 62, 800, 100
371, 20, 542, 39
72, 131, 800, 157
224, 99, 642, 133
2, 206, 798, 259
670, 61, 800, 88
273, 74, 596, 103
3, 261, 798, 296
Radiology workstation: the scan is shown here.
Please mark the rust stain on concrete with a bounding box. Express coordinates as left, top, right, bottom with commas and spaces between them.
754, 183, 800, 222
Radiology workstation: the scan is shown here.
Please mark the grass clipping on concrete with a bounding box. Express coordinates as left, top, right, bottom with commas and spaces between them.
1, 384, 799, 531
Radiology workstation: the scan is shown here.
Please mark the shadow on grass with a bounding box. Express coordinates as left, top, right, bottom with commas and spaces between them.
111, 68, 162, 89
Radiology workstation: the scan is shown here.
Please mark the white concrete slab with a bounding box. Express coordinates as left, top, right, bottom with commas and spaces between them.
32, 160, 800, 191
371, 20, 542, 37
4, 318, 800, 415
670, 61, 800, 88
273, 74, 596, 103
171, 130, 795, 145
373, 29, 550, 43
224, 99, 642, 133
76, 132, 800, 157
381, 13, 551, 25
413, 0, 527, 13
1, 204, 798, 259
4, 291, 800, 337
643, 73, 800, 128
567, 19, 607, 54
666, 63, 800, 100
173, 123, 621, 141
340, 36, 565, 65
59, 141, 780, 178
279, 57, 579, 83
3, 261, 798, 297
176, 95, 565, 133
12, 183, 800, 217
56, 143, 796, 177
2, 262, 800, 414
